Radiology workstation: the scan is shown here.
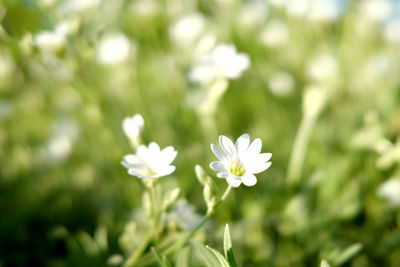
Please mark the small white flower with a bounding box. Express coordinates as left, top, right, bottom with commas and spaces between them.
268, 71, 295, 96
210, 134, 272, 187
122, 142, 177, 179
378, 178, 400, 205
122, 114, 144, 139
34, 30, 65, 53
307, 53, 338, 81
169, 12, 205, 47
189, 43, 250, 83
285, 0, 309, 17
359, 0, 391, 22
237, 0, 269, 29
259, 20, 289, 48
96, 32, 133, 66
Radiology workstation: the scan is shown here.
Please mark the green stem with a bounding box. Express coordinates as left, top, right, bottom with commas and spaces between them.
163, 185, 232, 255
199, 112, 217, 144
124, 182, 160, 267
287, 115, 317, 185
123, 230, 153, 267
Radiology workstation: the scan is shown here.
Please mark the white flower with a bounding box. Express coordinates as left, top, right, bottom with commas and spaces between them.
210, 134, 272, 187
377, 178, 400, 205
384, 19, 400, 44
268, 71, 295, 96
259, 20, 289, 48
168, 199, 203, 231
285, 0, 309, 17
189, 43, 250, 83
237, 0, 269, 29
359, 0, 391, 22
61, 0, 101, 13
122, 142, 177, 179
307, 53, 338, 81
308, 0, 341, 22
122, 114, 144, 139
96, 32, 133, 66
169, 12, 205, 47
34, 30, 65, 53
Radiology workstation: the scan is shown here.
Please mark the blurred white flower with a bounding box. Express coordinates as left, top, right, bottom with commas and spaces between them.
307, 53, 338, 81
122, 142, 177, 179
61, 0, 101, 13
169, 12, 205, 47
268, 71, 295, 96
189, 43, 250, 83
359, 0, 391, 22
384, 19, 400, 44
259, 20, 289, 48
238, 0, 269, 29
96, 32, 133, 65
34, 31, 65, 53
308, 0, 341, 22
122, 114, 144, 139
130, 0, 160, 17
269, 0, 285, 8
34, 20, 78, 53
46, 121, 79, 162
285, 0, 309, 17
168, 199, 203, 230
210, 134, 272, 187
378, 178, 400, 205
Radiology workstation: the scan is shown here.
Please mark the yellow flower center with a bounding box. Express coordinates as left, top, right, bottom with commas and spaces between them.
145, 168, 157, 177
230, 161, 245, 177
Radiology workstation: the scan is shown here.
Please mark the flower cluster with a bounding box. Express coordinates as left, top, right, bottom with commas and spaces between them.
121, 115, 272, 188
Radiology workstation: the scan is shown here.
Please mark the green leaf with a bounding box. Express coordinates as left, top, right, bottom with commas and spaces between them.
192, 240, 221, 267
333, 243, 362, 266
223, 224, 237, 267
206, 245, 230, 267
175, 246, 191, 267
151, 246, 171, 267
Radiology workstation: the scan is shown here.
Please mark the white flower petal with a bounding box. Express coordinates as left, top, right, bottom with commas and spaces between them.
210, 161, 227, 173
258, 152, 272, 163
235, 133, 250, 155
242, 174, 257, 186
219, 135, 236, 155
226, 175, 242, 187
136, 145, 148, 156
154, 165, 176, 177
211, 143, 227, 160
149, 142, 160, 153
122, 154, 144, 168
161, 146, 178, 165
248, 138, 262, 154
128, 168, 145, 178
251, 162, 272, 174
217, 172, 229, 179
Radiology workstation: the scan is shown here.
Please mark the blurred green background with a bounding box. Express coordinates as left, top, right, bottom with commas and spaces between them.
1, 0, 400, 266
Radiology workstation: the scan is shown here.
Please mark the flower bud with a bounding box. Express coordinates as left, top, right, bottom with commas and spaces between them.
195, 165, 208, 185
162, 188, 180, 211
